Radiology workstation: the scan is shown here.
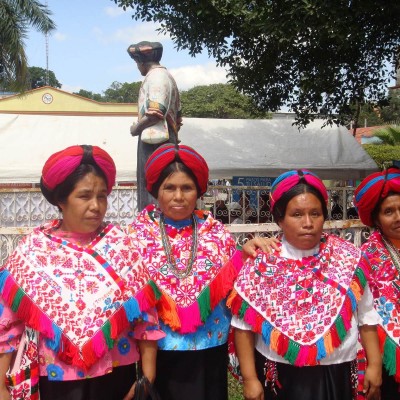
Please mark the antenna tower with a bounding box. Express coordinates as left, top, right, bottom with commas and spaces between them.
45, 0, 49, 85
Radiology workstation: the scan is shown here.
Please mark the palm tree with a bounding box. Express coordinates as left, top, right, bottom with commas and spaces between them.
0, 0, 55, 92
373, 125, 400, 145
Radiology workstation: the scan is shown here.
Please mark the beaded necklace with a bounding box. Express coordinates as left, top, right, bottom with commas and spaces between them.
159, 213, 198, 279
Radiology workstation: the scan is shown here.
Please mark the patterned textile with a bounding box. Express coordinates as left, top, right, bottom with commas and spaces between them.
361, 230, 400, 382
229, 234, 367, 366
128, 204, 241, 335
0, 220, 159, 372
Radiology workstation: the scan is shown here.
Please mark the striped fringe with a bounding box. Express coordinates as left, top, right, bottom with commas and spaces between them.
378, 324, 400, 383
227, 266, 367, 367
156, 256, 241, 334
0, 270, 159, 371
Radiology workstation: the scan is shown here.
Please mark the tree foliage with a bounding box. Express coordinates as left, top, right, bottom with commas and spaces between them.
0, 0, 55, 92
113, 0, 400, 127
102, 81, 141, 103
181, 83, 271, 118
73, 89, 103, 102
27, 66, 61, 89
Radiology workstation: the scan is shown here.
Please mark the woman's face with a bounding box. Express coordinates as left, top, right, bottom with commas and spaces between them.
376, 194, 400, 241
58, 172, 108, 233
157, 171, 198, 221
278, 192, 325, 250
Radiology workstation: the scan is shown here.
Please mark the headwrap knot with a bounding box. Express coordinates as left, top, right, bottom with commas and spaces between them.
354, 167, 400, 227
145, 144, 209, 198
270, 169, 328, 212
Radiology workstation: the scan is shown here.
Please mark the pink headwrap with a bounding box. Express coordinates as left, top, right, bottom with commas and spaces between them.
270, 169, 328, 212
41, 145, 116, 204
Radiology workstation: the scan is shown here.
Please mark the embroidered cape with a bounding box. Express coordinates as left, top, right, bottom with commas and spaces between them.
361, 230, 400, 382
129, 205, 241, 334
228, 234, 367, 366
0, 221, 159, 371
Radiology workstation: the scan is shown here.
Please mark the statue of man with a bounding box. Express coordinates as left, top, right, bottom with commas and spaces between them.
127, 41, 182, 211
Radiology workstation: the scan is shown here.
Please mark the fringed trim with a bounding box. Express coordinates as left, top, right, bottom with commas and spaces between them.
0, 270, 159, 371
378, 324, 400, 383
228, 266, 367, 366
157, 256, 241, 334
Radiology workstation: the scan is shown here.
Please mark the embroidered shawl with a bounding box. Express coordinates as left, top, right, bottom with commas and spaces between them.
0, 221, 159, 371
129, 205, 241, 334
228, 234, 367, 366
361, 230, 400, 382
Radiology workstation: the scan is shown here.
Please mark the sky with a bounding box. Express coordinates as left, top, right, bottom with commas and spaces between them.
25, 0, 229, 94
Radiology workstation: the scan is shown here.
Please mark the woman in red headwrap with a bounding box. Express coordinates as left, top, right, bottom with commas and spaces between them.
229, 170, 382, 400
127, 143, 265, 400
354, 167, 400, 399
0, 145, 164, 400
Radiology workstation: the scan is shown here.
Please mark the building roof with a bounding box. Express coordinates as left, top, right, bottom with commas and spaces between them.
0, 114, 378, 185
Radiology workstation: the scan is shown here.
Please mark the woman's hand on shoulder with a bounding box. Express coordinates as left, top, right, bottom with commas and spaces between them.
243, 377, 264, 400
242, 236, 280, 260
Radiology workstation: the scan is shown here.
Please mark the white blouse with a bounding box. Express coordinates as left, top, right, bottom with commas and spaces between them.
231, 236, 380, 365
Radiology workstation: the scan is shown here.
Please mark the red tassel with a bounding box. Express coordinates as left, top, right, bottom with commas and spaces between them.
109, 307, 129, 339
306, 345, 318, 366
255, 314, 264, 334
277, 334, 289, 356
330, 324, 340, 348
377, 325, 386, 354
209, 261, 237, 308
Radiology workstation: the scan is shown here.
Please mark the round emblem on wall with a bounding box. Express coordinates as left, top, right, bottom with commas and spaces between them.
42, 93, 53, 104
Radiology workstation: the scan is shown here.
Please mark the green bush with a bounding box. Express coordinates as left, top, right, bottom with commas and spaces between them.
363, 144, 400, 169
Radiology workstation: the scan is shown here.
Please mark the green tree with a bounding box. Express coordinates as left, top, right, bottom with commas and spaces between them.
103, 81, 141, 103
373, 125, 400, 145
380, 90, 400, 123
73, 89, 103, 102
113, 0, 400, 127
27, 66, 61, 89
181, 83, 272, 119
0, 0, 55, 91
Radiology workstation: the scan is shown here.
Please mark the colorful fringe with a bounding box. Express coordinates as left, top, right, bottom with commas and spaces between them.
6, 360, 39, 399
0, 270, 160, 371
227, 266, 367, 367
155, 250, 242, 334
377, 324, 400, 383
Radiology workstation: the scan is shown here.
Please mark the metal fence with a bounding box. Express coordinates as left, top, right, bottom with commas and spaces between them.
0, 185, 371, 266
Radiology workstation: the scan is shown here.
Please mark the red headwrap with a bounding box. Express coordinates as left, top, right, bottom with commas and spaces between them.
145, 144, 209, 198
354, 168, 400, 227
41, 145, 116, 204
270, 169, 328, 212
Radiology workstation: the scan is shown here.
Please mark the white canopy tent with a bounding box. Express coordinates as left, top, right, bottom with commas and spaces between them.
0, 114, 378, 184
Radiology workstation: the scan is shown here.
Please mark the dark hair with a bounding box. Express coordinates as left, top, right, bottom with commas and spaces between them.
272, 183, 328, 223
47, 164, 107, 211
149, 161, 201, 199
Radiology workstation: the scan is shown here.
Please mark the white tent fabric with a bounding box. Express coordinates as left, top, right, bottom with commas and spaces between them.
0, 114, 377, 184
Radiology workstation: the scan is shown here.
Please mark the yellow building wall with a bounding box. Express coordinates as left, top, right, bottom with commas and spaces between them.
0, 86, 138, 116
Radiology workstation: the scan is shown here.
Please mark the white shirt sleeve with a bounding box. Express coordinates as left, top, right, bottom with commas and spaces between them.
357, 283, 380, 326
231, 315, 252, 330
